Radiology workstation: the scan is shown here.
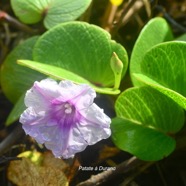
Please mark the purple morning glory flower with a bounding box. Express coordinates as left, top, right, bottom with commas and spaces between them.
20, 79, 111, 159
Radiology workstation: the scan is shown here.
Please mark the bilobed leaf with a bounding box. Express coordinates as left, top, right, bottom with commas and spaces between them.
18, 60, 120, 95
0, 36, 45, 103
33, 21, 128, 88
11, 0, 92, 29
130, 17, 173, 86
111, 86, 185, 160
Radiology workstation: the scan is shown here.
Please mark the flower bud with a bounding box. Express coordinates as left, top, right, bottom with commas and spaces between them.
110, 52, 123, 75
110, 52, 123, 89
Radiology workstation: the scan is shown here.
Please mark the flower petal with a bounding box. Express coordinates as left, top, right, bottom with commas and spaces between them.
20, 107, 45, 125
45, 126, 88, 158
20, 107, 49, 143
76, 103, 111, 145
58, 81, 96, 108
79, 103, 111, 127
25, 79, 62, 111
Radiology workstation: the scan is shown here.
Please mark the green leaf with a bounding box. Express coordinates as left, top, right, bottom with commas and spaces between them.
10, 0, 49, 24
18, 60, 120, 95
33, 21, 128, 87
116, 86, 184, 133
0, 36, 45, 103
133, 73, 186, 110
44, 0, 92, 29
111, 117, 176, 161
11, 0, 92, 29
6, 94, 26, 126
112, 86, 185, 160
130, 17, 173, 86
140, 41, 186, 97
17, 60, 91, 84
1, 22, 127, 104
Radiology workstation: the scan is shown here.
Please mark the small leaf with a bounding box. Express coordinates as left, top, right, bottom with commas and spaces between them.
111, 86, 185, 160
130, 17, 173, 86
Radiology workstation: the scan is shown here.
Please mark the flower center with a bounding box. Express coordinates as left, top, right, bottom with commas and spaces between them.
64, 103, 72, 114
50, 101, 79, 126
